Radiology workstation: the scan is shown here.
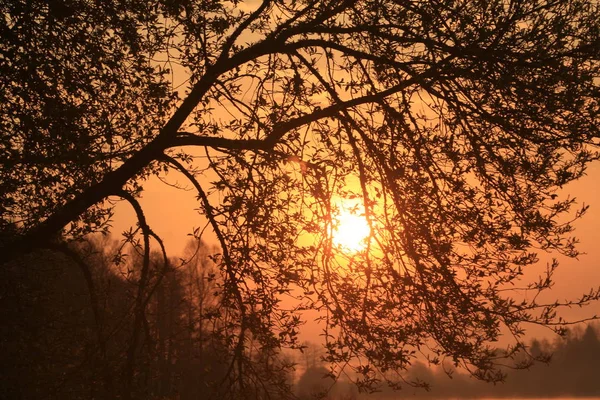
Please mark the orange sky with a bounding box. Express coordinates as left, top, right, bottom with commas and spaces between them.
110, 159, 600, 341
105, 4, 600, 342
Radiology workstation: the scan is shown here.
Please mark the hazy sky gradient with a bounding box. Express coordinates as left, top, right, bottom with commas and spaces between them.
111, 160, 600, 341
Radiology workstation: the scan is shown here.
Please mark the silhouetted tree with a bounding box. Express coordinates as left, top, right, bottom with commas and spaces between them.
368, 324, 600, 399
0, 238, 294, 399
2, 0, 600, 393
0, 239, 121, 399
297, 365, 335, 400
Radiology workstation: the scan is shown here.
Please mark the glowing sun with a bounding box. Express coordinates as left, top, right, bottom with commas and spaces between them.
332, 209, 371, 252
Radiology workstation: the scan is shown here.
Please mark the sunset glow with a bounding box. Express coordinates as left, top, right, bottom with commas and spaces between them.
332, 208, 371, 252
5, 0, 600, 397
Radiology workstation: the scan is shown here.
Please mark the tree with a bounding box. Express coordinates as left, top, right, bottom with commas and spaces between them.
0, 236, 294, 399
0, 247, 99, 399
296, 364, 336, 400
2, 0, 600, 393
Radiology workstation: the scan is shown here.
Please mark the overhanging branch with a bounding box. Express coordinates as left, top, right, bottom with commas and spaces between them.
159, 153, 249, 390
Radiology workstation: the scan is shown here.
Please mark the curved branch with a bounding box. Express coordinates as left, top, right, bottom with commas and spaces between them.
140, 229, 171, 310
159, 154, 248, 388
116, 189, 151, 399
219, 0, 272, 60
159, 156, 236, 289
168, 132, 269, 150
46, 242, 114, 397
0, 33, 284, 264
1, 13, 455, 268
263, 55, 455, 146
286, 38, 422, 71
0, 61, 222, 263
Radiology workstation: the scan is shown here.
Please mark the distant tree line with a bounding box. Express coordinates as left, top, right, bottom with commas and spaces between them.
371, 324, 600, 399
0, 237, 294, 400
499, 325, 600, 398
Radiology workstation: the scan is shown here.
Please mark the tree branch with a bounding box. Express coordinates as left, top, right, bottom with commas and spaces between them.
117, 189, 151, 400
168, 133, 270, 150
47, 242, 114, 397
219, 0, 272, 60
159, 154, 248, 389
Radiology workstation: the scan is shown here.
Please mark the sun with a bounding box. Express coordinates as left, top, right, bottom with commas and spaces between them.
332, 208, 371, 252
